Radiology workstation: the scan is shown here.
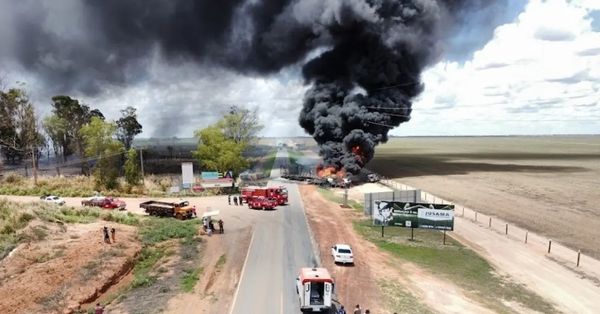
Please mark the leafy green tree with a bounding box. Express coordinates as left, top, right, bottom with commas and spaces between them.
218, 105, 263, 148
116, 106, 142, 150
80, 117, 124, 189
192, 125, 248, 175
50, 95, 104, 172
124, 148, 142, 186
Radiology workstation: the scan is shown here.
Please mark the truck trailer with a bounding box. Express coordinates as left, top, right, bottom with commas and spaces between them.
139, 200, 194, 220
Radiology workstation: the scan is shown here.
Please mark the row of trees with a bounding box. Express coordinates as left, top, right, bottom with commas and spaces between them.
0, 84, 143, 188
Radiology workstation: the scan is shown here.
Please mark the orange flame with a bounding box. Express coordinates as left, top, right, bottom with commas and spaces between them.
316, 165, 346, 178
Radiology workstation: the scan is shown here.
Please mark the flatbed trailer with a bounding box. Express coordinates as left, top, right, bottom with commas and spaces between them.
139, 200, 193, 219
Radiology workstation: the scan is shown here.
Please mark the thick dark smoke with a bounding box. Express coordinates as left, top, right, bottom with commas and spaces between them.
0, 0, 504, 172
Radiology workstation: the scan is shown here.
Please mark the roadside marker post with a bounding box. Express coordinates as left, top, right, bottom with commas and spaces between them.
381, 225, 384, 238
488, 217, 492, 228
548, 239, 552, 254
443, 230, 446, 245
505, 224, 508, 235
462, 207, 465, 217
525, 231, 528, 244
410, 228, 414, 241
577, 250, 581, 267
475, 212, 478, 222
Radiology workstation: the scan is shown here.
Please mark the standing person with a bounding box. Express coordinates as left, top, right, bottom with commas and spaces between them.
228, 194, 231, 205
110, 227, 116, 243
338, 305, 347, 314
233, 196, 238, 206
192, 205, 197, 217
239, 195, 243, 206
218, 219, 224, 234
95, 303, 104, 314
208, 220, 215, 232
103, 226, 111, 244
353, 304, 362, 314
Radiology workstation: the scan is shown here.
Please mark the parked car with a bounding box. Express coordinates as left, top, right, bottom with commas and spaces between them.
331, 244, 354, 264
81, 196, 126, 210
40, 195, 65, 205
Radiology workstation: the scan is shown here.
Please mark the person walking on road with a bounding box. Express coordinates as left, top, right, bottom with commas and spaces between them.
353, 304, 362, 314
218, 219, 224, 234
338, 305, 347, 314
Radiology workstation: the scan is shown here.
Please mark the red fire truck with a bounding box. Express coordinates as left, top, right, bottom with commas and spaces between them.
241, 186, 288, 205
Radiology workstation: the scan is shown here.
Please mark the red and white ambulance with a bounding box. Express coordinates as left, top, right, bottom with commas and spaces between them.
295, 267, 334, 312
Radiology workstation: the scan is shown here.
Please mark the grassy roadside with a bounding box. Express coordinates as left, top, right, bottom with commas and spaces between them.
315, 188, 558, 313
354, 220, 558, 313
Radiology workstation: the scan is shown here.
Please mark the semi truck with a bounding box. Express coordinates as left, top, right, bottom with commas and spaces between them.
296, 267, 335, 312
139, 200, 194, 219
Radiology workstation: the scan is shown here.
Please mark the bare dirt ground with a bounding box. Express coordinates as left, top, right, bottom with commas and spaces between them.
300, 185, 493, 313
0, 195, 253, 314
368, 136, 600, 259
0, 221, 140, 313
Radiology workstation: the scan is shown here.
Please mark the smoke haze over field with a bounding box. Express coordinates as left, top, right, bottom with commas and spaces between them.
0, 0, 519, 172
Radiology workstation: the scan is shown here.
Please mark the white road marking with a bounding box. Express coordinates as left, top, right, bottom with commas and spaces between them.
228, 228, 256, 314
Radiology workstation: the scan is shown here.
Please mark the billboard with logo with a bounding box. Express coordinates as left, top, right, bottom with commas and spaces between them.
372, 201, 454, 231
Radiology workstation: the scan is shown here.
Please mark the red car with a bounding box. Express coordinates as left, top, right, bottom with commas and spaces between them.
81, 196, 126, 210
247, 196, 278, 210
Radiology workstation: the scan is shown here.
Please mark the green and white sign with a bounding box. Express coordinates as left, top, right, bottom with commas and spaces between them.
373, 201, 455, 231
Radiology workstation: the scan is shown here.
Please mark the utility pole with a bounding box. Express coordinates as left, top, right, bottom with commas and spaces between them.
31, 146, 37, 185
139, 148, 145, 182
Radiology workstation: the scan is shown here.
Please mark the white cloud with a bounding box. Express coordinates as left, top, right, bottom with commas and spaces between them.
394, 0, 600, 136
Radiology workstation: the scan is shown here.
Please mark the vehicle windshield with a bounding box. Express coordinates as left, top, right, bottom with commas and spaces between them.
338, 249, 352, 254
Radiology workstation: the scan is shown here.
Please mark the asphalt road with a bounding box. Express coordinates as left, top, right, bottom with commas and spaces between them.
230, 150, 317, 314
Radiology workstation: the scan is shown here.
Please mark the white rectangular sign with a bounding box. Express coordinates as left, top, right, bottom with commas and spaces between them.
181, 162, 194, 186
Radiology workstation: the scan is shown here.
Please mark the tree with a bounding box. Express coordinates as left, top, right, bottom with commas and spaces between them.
116, 106, 142, 150
43, 115, 68, 162
124, 148, 141, 186
50, 95, 104, 172
80, 117, 124, 189
218, 105, 263, 148
192, 125, 248, 175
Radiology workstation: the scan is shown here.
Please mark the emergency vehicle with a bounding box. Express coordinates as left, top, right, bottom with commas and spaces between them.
241, 186, 288, 205
295, 267, 334, 312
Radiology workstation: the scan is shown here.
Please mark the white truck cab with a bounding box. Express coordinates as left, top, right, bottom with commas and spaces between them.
296, 267, 334, 312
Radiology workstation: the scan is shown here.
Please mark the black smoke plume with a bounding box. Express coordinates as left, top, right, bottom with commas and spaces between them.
0, 0, 503, 171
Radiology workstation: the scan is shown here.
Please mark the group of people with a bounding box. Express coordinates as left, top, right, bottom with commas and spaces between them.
102, 226, 116, 244
338, 304, 373, 314
228, 194, 244, 206
202, 216, 224, 236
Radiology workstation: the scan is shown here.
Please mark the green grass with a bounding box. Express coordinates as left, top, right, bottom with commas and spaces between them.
180, 267, 203, 292
317, 188, 363, 211
216, 254, 226, 269
354, 220, 559, 313
138, 217, 200, 245
132, 247, 166, 288
378, 279, 434, 314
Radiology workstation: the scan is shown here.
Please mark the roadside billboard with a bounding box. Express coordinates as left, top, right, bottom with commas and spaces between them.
181, 162, 194, 187
373, 201, 455, 231
201, 172, 219, 180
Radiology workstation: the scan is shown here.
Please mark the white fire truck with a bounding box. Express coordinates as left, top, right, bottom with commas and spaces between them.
295, 267, 335, 312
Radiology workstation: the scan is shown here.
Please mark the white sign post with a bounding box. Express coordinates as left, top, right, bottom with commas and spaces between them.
181, 162, 194, 188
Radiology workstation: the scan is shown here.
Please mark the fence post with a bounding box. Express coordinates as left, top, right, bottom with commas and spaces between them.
548, 239, 552, 254
505, 224, 508, 235
488, 217, 492, 228
525, 231, 528, 244
577, 250, 581, 267
381, 226, 384, 237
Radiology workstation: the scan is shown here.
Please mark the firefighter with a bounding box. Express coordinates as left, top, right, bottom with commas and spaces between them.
239, 195, 243, 206
103, 226, 111, 244
233, 196, 238, 206
218, 219, 224, 234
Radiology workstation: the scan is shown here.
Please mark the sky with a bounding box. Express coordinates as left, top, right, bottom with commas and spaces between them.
0, 0, 599, 138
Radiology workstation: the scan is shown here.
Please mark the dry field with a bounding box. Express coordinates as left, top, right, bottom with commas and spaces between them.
368, 136, 600, 259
